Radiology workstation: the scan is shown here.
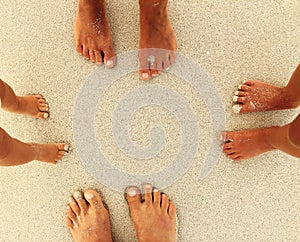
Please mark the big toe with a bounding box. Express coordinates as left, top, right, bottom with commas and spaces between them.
125, 186, 142, 209
103, 48, 116, 69
139, 69, 151, 81
84, 190, 104, 210
37, 112, 49, 119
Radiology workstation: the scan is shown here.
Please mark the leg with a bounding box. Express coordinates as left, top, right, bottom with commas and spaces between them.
0, 128, 68, 166
65, 190, 113, 242
233, 64, 300, 113
221, 114, 300, 161
125, 184, 177, 242
0, 79, 49, 119
74, 0, 116, 67
139, 0, 177, 81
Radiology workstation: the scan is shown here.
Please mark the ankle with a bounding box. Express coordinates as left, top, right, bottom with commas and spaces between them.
282, 86, 300, 108
139, 0, 168, 13
78, 0, 106, 12
267, 125, 290, 150
28, 143, 41, 161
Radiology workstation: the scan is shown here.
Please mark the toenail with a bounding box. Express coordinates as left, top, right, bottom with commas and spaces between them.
84, 192, 94, 200
238, 85, 243, 89
232, 105, 242, 114
127, 188, 137, 197
233, 96, 238, 102
43, 113, 49, 119
64, 145, 69, 151
74, 191, 82, 200
106, 60, 114, 68
219, 134, 226, 143
67, 206, 70, 210
68, 197, 74, 203
235, 91, 239, 95
142, 73, 149, 79
153, 188, 159, 193
144, 184, 152, 191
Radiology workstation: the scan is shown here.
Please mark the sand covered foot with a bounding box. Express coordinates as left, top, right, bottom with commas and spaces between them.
66, 190, 113, 242
125, 185, 177, 242
232, 80, 296, 113
33, 143, 68, 164
74, 0, 116, 67
221, 128, 277, 161
139, 0, 177, 80
11, 94, 49, 119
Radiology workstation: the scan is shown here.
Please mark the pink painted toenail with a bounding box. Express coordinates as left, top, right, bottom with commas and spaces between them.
232, 105, 242, 114
43, 113, 49, 119
144, 184, 152, 190
74, 191, 82, 199
142, 73, 149, 79
127, 188, 137, 197
106, 60, 114, 68
233, 96, 238, 102
219, 134, 225, 143
84, 193, 94, 200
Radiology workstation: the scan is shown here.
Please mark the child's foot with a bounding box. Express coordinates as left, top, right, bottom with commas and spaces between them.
74, 0, 116, 67
66, 190, 113, 242
32, 143, 69, 164
15, 94, 49, 119
221, 128, 276, 161
232, 80, 298, 113
125, 185, 177, 242
139, 0, 177, 81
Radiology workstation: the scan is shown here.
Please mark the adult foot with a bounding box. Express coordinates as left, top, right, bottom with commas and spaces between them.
232, 80, 297, 114
139, 0, 177, 81
8, 94, 49, 119
221, 128, 276, 161
74, 0, 116, 67
32, 143, 69, 164
66, 190, 113, 242
125, 184, 177, 242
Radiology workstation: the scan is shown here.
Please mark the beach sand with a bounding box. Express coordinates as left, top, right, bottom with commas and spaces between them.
0, 0, 299, 241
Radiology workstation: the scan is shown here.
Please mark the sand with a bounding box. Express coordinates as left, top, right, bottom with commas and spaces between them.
0, 0, 299, 241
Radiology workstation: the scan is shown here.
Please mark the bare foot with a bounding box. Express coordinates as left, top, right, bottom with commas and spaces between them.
125, 185, 177, 242
13, 94, 49, 119
32, 143, 69, 164
221, 128, 276, 161
66, 190, 113, 242
139, 0, 177, 81
232, 80, 298, 113
74, 0, 116, 67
